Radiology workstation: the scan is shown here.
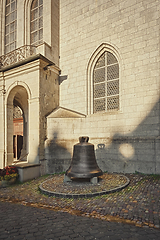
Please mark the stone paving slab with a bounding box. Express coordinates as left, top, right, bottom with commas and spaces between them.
0, 173, 160, 230
0, 201, 160, 240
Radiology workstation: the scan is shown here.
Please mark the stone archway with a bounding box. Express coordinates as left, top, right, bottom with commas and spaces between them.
6, 86, 28, 165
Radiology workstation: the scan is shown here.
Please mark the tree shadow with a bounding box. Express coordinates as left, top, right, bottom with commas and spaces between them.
45, 131, 71, 174
95, 99, 160, 174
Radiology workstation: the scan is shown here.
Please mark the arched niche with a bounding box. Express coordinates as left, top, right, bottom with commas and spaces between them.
6, 85, 29, 165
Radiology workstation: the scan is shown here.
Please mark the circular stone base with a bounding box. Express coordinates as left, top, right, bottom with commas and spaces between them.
39, 173, 130, 198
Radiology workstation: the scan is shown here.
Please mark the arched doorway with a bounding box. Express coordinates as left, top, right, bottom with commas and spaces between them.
6, 86, 28, 165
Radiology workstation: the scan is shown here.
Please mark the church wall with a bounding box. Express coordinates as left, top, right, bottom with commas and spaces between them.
0, 1, 2, 55
39, 61, 59, 173
0, 0, 159, 175
45, 0, 160, 174
0, 0, 59, 64
0, 72, 5, 168
17, 0, 25, 47
0, 0, 60, 170
59, 0, 160, 116
4, 60, 40, 164
1, 57, 59, 168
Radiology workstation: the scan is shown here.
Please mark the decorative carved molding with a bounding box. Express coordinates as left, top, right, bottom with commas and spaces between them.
0, 45, 36, 68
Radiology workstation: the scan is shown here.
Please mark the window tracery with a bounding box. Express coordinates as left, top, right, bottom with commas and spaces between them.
93, 51, 119, 113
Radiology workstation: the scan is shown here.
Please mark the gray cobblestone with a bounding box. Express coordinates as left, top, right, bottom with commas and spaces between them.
1, 174, 160, 239
1, 200, 159, 240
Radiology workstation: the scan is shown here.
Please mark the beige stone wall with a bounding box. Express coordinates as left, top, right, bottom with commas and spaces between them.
0, 0, 60, 171
0, 72, 5, 168
45, 0, 160, 174
4, 60, 40, 165
0, 1, 2, 55
39, 60, 59, 162
0, 0, 159, 174
59, 0, 160, 136
2, 57, 59, 166
59, 0, 160, 119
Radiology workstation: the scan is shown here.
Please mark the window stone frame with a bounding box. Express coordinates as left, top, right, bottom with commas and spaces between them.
87, 43, 122, 115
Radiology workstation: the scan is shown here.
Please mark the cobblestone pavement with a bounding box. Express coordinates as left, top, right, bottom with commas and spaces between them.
0, 201, 160, 240
0, 173, 160, 239
39, 173, 130, 198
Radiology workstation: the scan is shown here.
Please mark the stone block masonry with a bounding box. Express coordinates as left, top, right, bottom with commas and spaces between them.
45, 0, 160, 174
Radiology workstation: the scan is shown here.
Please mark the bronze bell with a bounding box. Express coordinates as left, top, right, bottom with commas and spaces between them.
65, 136, 103, 179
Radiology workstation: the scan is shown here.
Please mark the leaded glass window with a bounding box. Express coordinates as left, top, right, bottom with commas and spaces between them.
30, 0, 43, 46
5, 0, 17, 54
93, 51, 119, 113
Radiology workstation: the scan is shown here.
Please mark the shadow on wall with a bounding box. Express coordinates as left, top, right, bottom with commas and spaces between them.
95, 99, 160, 174
45, 131, 71, 174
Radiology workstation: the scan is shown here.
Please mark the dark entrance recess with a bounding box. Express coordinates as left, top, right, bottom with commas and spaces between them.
13, 105, 23, 160
13, 134, 23, 159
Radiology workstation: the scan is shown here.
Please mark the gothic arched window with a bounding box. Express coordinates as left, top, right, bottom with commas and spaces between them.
5, 0, 17, 54
93, 51, 119, 113
30, 0, 43, 46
